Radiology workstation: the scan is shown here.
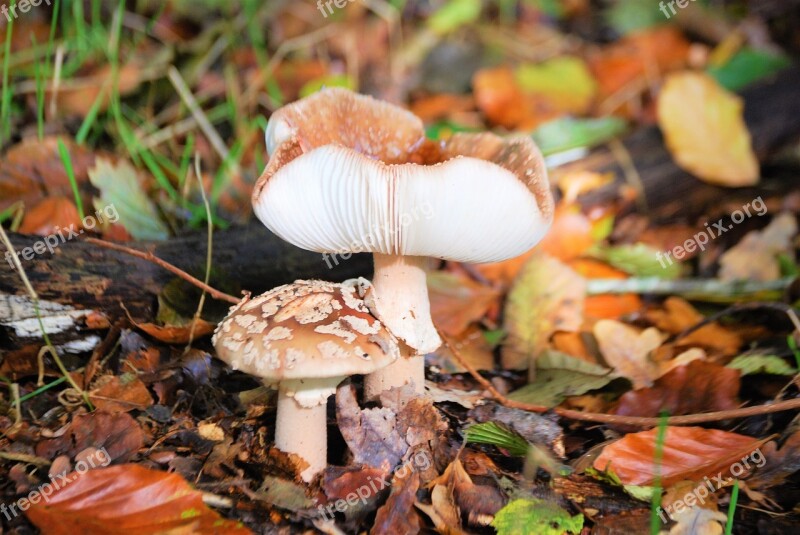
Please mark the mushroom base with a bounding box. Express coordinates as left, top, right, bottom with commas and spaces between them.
363, 354, 424, 401
275, 378, 337, 483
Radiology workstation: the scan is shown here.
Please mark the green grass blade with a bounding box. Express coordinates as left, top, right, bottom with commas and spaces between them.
650, 413, 669, 535
725, 480, 739, 535
57, 138, 85, 219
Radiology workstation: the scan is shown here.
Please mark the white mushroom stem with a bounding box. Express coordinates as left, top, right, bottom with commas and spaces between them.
364, 254, 441, 400
274, 377, 341, 483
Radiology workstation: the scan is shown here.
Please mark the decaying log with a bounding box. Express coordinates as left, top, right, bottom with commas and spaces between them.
0, 224, 373, 323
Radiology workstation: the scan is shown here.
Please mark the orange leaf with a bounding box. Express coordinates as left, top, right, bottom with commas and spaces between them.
26, 464, 251, 535
428, 271, 499, 337
570, 259, 642, 319
19, 197, 82, 236
473, 67, 538, 129
134, 320, 216, 344
589, 26, 690, 103
593, 427, 769, 487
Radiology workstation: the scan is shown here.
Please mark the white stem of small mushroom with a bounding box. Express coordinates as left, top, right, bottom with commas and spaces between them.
364, 254, 441, 400
274, 377, 341, 483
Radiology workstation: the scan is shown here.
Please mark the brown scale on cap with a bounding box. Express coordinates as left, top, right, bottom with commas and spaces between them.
212, 279, 399, 382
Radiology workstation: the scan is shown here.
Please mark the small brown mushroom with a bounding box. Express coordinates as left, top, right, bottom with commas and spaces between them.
212, 278, 399, 482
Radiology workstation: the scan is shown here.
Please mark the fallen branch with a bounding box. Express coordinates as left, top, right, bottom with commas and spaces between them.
437, 328, 800, 427
586, 277, 791, 302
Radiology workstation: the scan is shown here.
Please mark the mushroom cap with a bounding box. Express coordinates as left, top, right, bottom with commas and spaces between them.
253, 88, 554, 264
212, 279, 400, 381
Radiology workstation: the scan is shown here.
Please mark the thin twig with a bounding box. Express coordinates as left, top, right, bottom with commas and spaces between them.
84, 237, 240, 304
437, 328, 800, 427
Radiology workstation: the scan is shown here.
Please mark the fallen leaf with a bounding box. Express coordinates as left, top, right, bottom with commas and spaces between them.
429, 325, 495, 372
592, 426, 770, 487
747, 431, 800, 489
26, 464, 251, 534
646, 297, 742, 358
410, 93, 475, 123
509, 350, 618, 408
515, 56, 597, 115
726, 354, 796, 376
427, 459, 504, 528
88, 158, 170, 241
36, 411, 145, 463
667, 506, 727, 535
492, 498, 583, 535
589, 26, 690, 104
719, 212, 797, 281
593, 320, 663, 388
502, 253, 585, 372
569, 258, 642, 319
657, 71, 759, 186
614, 360, 740, 419
336, 384, 407, 471
473, 67, 540, 130
134, 319, 216, 344
18, 197, 83, 236
89, 373, 154, 413
0, 137, 98, 211
370, 471, 422, 535
428, 271, 499, 337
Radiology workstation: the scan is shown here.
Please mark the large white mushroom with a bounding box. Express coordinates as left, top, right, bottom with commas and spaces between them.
252, 88, 554, 400
212, 278, 399, 482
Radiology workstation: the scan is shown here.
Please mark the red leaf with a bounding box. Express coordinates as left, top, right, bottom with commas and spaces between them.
593, 427, 770, 487
26, 464, 251, 535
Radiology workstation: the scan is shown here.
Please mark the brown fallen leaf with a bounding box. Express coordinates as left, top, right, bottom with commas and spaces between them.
428, 270, 499, 337
18, 196, 83, 236
657, 71, 759, 186
26, 464, 251, 534
746, 430, 800, 489
0, 137, 98, 211
614, 360, 740, 419
473, 67, 543, 130
502, 253, 586, 372
589, 26, 690, 110
569, 259, 642, 320
429, 325, 495, 373
132, 318, 216, 344
593, 319, 663, 389
593, 427, 771, 487
88, 374, 154, 413
719, 212, 797, 282
410, 93, 475, 123
336, 383, 407, 471
370, 471, 422, 535
36, 411, 145, 463
646, 297, 742, 359
427, 459, 505, 528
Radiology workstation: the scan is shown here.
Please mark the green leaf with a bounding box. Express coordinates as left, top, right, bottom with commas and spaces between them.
492, 498, 584, 535
465, 422, 530, 456
605, 0, 665, 35
726, 354, 796, 376
591, 243, 682, 279
88, 158, 170, 241
427, 0, 481, 34
515, 57, 596, 112
531, 116, 627, 155
298, 74, 355, 98
508, 350, 617, 407
708, 47, 791, 92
